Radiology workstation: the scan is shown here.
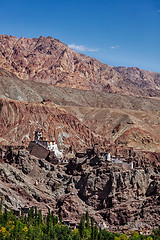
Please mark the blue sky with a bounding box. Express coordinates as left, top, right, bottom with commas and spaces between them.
0, 0, 160, 73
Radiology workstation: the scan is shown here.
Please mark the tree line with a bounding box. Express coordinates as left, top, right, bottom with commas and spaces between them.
0, 202, 159, 240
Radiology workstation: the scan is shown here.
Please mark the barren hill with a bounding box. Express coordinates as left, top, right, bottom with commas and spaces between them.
0, 34, 160, 97
1, 74, 160, 151
0, 35, 160, 230
0, 33, 160, 151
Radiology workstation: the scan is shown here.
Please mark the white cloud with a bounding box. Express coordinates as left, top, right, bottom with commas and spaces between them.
68, 43, 98, 52
110, 46, 120, 49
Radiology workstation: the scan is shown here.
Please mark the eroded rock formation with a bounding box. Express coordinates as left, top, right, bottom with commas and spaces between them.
0, 146, 159, 230
0, 98, 104, 150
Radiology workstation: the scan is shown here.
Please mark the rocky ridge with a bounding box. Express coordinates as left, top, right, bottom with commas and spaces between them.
0, 34, 160, 97
0, 146, 159, 231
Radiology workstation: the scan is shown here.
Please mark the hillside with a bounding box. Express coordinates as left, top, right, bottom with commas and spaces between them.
0, 74, 160, 151
0, 35, 160, 231
0, 35, 160, 97
0, 97, 105, 150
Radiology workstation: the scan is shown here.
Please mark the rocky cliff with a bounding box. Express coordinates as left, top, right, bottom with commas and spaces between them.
1, 75, 160, 151
0, 146, 159, 230
0, 98, 104, 150
0, 35, 160, 97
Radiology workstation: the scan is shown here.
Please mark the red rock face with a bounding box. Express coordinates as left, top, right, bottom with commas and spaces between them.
0, 34, 160, 97
0, 74, 160, 151
114, 127, 159, 151
0, 98, 105, 150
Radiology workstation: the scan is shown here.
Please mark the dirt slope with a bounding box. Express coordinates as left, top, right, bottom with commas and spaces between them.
64, 106, 160, 152
1, 74, 160, 151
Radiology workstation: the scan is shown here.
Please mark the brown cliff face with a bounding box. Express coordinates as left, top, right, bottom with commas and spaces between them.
64, 105, 160, 152
76, 157, 160, 228
113, 66, 160, 97
0, 98, 104, 150
0, 34, 160, 97
1, 74, 160, 151
0, 147, 159, 230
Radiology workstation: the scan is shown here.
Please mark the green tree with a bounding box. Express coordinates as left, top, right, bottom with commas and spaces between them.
79, 216, 85, 238
98, 230, 103, 240
38, 209, 42, 225
59, 213, 62, 223
47, 209, 52, 233
3, 205, 8, 224
85, 211, 90, 229
94, 225, 99, 240
91, 217, 95, 239
0, 199, 2, 214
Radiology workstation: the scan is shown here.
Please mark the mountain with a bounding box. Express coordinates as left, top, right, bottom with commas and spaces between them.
0, 34, 160, 97
0, 35, 160, 231
0, 34, 160, 151
0, 74, 160, 151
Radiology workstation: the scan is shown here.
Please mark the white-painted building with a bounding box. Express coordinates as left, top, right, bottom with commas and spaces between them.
107, 152, 111, 161
106, 152, 134, 170
47, 141, 63, 158
34, 132, 63, 159
130, 162, 133, 169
